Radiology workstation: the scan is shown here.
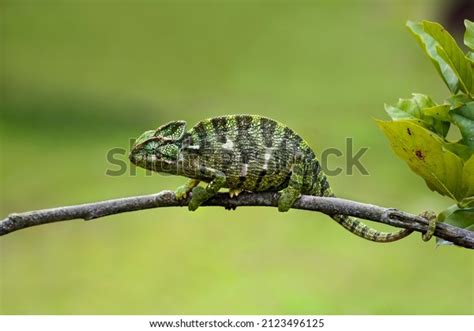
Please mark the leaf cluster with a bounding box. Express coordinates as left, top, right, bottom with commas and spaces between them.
378, 20, 474, 244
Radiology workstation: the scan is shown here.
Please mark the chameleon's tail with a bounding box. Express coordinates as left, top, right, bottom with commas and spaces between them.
330, 214, 413, 243
314, 170, 413, 243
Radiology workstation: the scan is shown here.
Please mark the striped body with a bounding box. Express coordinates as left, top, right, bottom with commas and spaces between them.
130, 114, 413, 243
183, 115, 327, 195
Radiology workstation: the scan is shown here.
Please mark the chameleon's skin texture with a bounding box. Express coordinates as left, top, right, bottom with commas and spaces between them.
130, 115, 413, 243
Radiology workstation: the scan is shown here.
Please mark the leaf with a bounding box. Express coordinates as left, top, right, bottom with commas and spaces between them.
424, 108, 451, 138
465, 19, 474, 51
377, 120, 464, 201
424, 21, 473, 95
447, 93, 472, 107
460, 197, 474, 208
407, 21, 459, 94
451, 102, 474, 149
425, 98, 474, 150
423, 104, 451, 121
384, 103, 417, 121
407, 21, 473, 95
467, 51, 474, 62
461, 155, 474, 199
384, 94, 450, 137
436, 204, 474, 246
439, 205, 474, 228
444, 141, 472, 161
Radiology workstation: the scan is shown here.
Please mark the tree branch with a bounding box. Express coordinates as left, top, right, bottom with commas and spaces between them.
1, 191, 472, 249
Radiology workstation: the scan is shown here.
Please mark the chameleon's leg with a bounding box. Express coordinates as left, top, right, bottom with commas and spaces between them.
278, 162, 304, 212
175, 179, 200, 200
188, 167, 226, 211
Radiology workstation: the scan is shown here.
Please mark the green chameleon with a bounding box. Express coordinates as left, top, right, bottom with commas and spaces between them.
129, 114, 417, 243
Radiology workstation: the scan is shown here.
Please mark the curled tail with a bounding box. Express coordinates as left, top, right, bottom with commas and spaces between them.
308, 165, 413, 243
331, 214, 413, 243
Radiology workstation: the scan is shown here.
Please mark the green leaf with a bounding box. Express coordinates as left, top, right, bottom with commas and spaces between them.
437, 204, 474, 246
444, 141, 472, 161
423, 107, 451, 138
423, 21, 473, 95
461, 155, 474, 199
451, 102, 474, 149
467, 51, 474, 62
407, 21, 459, 94
384, 103, 418, 121
407, 21, 473, 95
447, 93, 472, 107
423, 104, 451, 121
397, 93, 435, 114
424, 97, 474, 150
460, 197, 474, 208
465, 19, 474, 51
384, 94, 450, 137
439, 205, 474, 228
377, 120, 465, 201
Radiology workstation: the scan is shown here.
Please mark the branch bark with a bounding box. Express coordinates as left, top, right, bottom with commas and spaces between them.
1, 191, 473, 249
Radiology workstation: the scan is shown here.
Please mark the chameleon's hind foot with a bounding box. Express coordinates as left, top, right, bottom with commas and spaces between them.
278, 187, 301, 212
419, 210, 437, 241
188, 186, 208, 211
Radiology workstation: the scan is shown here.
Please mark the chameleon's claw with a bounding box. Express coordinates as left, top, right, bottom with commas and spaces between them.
175, 186, 189, 201
229, 188, 243, 198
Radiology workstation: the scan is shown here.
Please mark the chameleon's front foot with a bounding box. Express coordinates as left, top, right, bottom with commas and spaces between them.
185, 168, 226, 211
188, 186, 208, 211
175, 179, 200, 201
175, 185, 189, 201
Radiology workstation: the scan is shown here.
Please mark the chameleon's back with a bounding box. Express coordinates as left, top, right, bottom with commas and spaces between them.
184, 114, 324, 194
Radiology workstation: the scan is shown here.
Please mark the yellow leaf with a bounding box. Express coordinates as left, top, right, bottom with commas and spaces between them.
377, 120, 465, 201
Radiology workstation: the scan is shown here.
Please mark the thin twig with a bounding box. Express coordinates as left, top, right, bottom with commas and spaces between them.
0, 191, 472, 249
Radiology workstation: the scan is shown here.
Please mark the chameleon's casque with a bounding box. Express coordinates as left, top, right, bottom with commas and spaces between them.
130, 115, 412, 242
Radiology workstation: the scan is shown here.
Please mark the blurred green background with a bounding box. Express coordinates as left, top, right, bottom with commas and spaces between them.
1, 0, 473, 314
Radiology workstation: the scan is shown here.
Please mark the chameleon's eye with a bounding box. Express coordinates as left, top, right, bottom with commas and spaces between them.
144, 140, 160, 153
157, 144, 179, 159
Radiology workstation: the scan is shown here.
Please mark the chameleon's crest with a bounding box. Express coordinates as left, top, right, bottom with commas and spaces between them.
155, 121, 187, 140
134, 130, 156, 146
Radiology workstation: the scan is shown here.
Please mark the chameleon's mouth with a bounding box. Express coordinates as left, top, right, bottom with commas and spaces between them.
129, 152, 149, 167
128, 152, 139, 164
129, 152, 176, 170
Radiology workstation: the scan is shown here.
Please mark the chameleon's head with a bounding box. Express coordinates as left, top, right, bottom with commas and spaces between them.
129, 121, 187, 173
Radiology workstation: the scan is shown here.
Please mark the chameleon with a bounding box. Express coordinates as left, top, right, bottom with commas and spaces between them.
129, 114, 415, 243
